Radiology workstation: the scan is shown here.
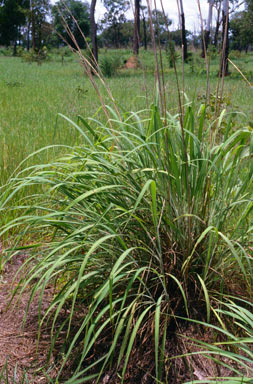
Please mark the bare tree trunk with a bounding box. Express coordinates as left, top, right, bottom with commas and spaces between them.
214, 1, 221, 47
142, 8, 147, 50
220, 0, 229, 76
133, 0, 140, 55
31, 0, 35, 50
27, 22, 30, 51
90, 0, 98, 63
179, 0, 187, 61
117, 24, 120, 48
113, 23, 120, 48
201, 0, 213, 57
38, 25, 41, 51
13, 41, 17, 55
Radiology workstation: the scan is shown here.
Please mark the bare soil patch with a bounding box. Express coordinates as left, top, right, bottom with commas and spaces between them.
0, 252, 57, 383
125, 56, 140, 69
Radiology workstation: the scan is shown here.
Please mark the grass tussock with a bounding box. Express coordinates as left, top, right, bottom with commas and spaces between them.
1, 101, 252, 382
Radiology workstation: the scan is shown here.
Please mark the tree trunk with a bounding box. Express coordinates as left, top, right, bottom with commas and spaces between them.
31, 0, 35, 50
179, 0, 187, 61
27, 22, 30, 51
90, 0, 98, 64
142, 10, 147, 50
201, 0, 213, 57
113, 23, 120, 48
220, 0, 229, 76
214, 1, 221, 48
201, 30, 210, 57
117, 24, 120, 48
133, 0, 140, 55
38, 23, 41, 51
13, 41, 17, 56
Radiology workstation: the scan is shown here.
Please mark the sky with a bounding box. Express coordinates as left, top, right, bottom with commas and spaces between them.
95, 0, 211, 32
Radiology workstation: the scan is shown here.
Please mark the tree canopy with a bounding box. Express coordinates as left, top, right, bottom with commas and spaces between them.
0, 0, 29, 47
52, 0, 90, 48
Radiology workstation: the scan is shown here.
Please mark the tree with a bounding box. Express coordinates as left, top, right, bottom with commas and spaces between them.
213, 0, 244, 50
90, 0, 98, 63
151, 9, 171, 44
52, 0, 90, 49
99, 6, 170, 50
201, 0, 214, 57
0, 0, 29, 52
220, 0, 229, 76
30, 0, 50, 50
230, 10, 253, 52
213, 0, 222, 47
246, 0, 253, 12
99, 20, 132, 47
178, 0, 188, 61
141, 4, 147, 50
133, 0, 140, 55
102, 0, 130, 48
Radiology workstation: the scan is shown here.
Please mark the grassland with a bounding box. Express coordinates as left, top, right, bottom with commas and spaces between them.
0, 49, 252, 186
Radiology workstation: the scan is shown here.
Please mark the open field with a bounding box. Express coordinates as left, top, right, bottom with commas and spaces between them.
0, 49, 252, 186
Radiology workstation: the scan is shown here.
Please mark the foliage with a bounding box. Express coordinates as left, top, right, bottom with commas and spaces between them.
152, 9, 171, 43
0, 46, 13, 56
52, 0, 90, 49
166, 40, 178, 68
230, 10, 253, 52
99, 8, 172, 49
30, 0, 51, 51
1, 102, 252, 382
99, 20, 134, 48
0, 0, 29, 48
101, 0, 130, 48
22, 46, 49, 64
99, 54, 121, 76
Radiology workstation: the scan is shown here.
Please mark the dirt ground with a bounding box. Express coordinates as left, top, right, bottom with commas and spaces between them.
0, 251, 57, 383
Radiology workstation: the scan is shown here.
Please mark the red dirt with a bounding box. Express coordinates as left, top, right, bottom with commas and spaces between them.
125, 56, 139, 69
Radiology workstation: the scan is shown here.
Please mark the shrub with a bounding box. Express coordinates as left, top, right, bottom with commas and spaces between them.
99, 54, 121, 77
229, 50, 242, 59
166, 40, 178, 68
22, 47, 49, 65
0, 46, 13, 56
16, 46, 24, 57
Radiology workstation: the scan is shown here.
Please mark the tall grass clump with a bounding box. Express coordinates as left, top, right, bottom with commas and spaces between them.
99, 54, 122, 77
1, 100, 252, 381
